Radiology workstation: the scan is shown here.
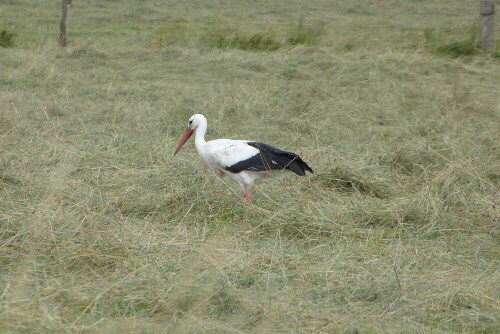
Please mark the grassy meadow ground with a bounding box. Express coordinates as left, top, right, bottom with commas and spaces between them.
1, 0, 499, 333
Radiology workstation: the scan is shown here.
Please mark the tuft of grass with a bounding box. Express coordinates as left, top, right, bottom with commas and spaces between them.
287, 19, 324, 46
427, 23, 483, 58
317, 166, 386, 198
0, 28, 15, 48
208, 289, 241, 319
207, 28, 281, 51
437, 40, 477, 58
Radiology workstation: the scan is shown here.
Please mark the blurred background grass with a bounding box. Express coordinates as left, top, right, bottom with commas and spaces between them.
0, 0, 499, 333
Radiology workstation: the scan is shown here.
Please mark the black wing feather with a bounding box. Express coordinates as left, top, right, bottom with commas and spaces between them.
225, 142, 313, 176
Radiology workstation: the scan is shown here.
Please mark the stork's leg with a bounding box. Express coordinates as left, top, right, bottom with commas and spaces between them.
237, 178, 253, 205
243, 189, 252, 205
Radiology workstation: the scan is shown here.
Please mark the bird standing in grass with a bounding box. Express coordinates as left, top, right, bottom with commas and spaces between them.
173, 114, 313, 204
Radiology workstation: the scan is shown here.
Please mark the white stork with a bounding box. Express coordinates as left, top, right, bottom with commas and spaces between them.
173, 114, 313, 204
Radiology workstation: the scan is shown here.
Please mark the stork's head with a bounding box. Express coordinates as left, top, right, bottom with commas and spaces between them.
187, 114, 206, 131
173, 114, 206, 156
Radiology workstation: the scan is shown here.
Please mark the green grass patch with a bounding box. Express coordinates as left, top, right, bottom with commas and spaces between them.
436, 39, 478, 58
0, 28, 15, 48
425, 23, 491, 58
207, 28, 281, 51
287, 19, 324, 46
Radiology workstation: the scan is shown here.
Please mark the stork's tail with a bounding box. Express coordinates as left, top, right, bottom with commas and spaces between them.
248, 142, 313, 176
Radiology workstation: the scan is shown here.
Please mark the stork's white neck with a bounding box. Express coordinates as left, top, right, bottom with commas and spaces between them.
194, 118, 208, 150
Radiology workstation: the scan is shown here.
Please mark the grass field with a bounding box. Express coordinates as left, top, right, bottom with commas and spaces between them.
1, 0, 499, 333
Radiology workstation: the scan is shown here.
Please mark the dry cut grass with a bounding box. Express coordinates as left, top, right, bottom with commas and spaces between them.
0, 0, 499, 333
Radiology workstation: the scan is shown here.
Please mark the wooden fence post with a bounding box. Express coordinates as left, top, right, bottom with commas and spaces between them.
60, 0, 72, 46
480, 0, 495, 52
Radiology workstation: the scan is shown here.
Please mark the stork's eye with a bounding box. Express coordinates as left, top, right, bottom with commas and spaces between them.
189, 120, 193, 125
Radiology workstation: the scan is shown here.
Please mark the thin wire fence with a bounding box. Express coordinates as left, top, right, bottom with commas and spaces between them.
1, 13, 496, 31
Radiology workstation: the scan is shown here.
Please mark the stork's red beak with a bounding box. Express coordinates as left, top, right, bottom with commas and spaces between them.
173, 127, 194, 156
